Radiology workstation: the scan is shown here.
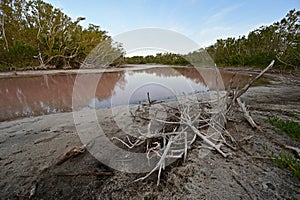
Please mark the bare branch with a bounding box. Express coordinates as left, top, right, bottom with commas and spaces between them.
235, 60, 275, 100
236, 98, 262, 131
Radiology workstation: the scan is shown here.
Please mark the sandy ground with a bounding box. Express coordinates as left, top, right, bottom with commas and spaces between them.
0, 69, 300, 199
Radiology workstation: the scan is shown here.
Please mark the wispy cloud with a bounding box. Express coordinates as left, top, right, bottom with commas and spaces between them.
197, 26, 233, 47
206, 4, 242, 24
199, 26, 232, 35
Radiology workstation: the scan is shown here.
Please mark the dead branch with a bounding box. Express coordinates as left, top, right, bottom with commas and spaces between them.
134, 135, 175, 186
56, 146, 86, 165
1, 15, 9, 51
284, 145, 300, 159
56, 171, 113, 176
147, 92, 152, 104
238, 135, 254, 143
113, 61, 277, 185
236, 98, 262, 131
188, 125, 230, 157
276, 55, 298, 69
235, 60, 275, 100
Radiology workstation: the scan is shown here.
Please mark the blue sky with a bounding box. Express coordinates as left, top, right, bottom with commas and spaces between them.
44, 0, 299, 48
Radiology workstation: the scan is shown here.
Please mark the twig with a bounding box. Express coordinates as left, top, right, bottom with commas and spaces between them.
56, 171, 113, 176
147, 92, 151, 104
236, 98, 262, 131
235, 60, 275, 100
262, 132, 300, 159
56, 146, 86, 165
250, 156, 273, 160
238, 135, 254, 143
134, 136, 174, 186
276, 55, 298, 69
283, 145, 300, 159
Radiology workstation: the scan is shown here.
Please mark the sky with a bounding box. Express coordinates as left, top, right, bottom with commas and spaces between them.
44, 0, 299, 50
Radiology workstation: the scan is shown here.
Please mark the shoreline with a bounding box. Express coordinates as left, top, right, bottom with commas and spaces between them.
1, 63, 298, 76
0, 64, 192, 78
1, 67, 300, 199
1, 64, 290, 79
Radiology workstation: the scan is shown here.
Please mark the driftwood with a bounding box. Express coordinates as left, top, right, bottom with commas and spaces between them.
284, 145, 300, 159
226, 60, 275, 131
81, 59, 300, 186
56, 171, 113, 176
234, 60, 275, 100
56, 146, 86, 165
110, 61, 278, 185
268, 136, 300, 159
236, 98, 262, 131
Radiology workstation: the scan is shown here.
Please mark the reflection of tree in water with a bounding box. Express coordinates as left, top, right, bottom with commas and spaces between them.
176, 68, 250, 90
0, 71, 126, 121
95, 71, 126, 98
130, 67, 207, 86
130, 66, 250, 90
172, 68, 206, 85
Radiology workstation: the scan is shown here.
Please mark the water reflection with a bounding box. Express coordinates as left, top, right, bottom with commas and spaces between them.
0, 72, 125, 121
0, 66, 250, 121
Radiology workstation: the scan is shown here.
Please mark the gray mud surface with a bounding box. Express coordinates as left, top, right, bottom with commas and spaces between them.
0, 70, 300, 199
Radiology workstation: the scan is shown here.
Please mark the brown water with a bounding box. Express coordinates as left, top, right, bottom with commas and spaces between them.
0, 66, 251, 121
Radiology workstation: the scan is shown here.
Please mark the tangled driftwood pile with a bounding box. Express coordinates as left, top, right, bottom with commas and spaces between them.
112, 61, 278, 185
57, 60, 300, 185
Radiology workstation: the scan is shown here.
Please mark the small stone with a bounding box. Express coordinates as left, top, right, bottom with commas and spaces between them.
266, 182, 275, 190
263, 182, 275, 190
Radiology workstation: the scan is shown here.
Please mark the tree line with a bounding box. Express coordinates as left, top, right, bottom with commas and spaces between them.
123, 53, 190, 66
0, 0, 120, 70
125, 9, 299, 69
206, 9, 299, 69
0, 1, 299, 70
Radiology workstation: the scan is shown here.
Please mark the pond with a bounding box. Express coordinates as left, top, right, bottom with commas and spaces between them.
0, 66, 252, 121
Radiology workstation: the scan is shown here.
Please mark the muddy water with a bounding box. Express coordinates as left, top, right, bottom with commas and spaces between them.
0, 66, 251, 121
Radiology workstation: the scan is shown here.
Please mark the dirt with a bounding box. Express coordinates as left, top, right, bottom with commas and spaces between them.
0, 69, 300, 199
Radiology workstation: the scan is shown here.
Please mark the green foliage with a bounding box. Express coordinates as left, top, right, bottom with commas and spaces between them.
125, 53, 191, 66
0, 2, 298, 70
268, 150, 300, 179
285, 110, 300, 120
0, 0, 121, 69
124, 49, 215, 67
206, 9, 300, 69
268, 116, 300, 142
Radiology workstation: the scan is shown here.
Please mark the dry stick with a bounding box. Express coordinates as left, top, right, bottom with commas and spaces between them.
230, 60, 300, 157
188, 125, 230, 157
284, 145, 300, 159
134, 138, 174, 186
147, 92, 151, 104
238, 135, 254, 143
56, 146, 86, 165
229, 60, 275, 131
269, 136, 300, 158
234, 60, 275, 100
225, 73, 236, 113
276, 55, 298, 69
236, 98, 262, 132
56, 171, 113, 176
1, 15, 9, 51
156, 102, 229, 157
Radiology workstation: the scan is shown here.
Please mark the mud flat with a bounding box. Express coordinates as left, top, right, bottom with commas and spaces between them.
0, 69, 300, 199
